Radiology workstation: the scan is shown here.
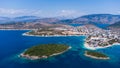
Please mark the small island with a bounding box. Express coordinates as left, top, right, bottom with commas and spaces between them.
84, 50, 110, 60
20, 44, 71, 60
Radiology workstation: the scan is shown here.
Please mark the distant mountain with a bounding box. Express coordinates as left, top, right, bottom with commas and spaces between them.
35, 18, 59, 23
0, 17, 10, 20
0, 16, 41, 24
52, 19, 73, 24
0, 22, 73, 29
14, 16, 40, 20
12, 16, 41, 23
0, 17, 11, 23
52, 14, 120, 24
0, 16, 60, 24
72, 14, 120, 24
0, 14, 120, 25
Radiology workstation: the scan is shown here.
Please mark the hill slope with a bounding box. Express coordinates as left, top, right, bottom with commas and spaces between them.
108, 21, 120, 28
73, 14, 120, 24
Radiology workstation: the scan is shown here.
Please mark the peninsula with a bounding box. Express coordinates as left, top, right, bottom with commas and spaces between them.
23, 27, 86, 37
22, 24, 120, 50
83, 24, 120, 50
20, 44, 71, 60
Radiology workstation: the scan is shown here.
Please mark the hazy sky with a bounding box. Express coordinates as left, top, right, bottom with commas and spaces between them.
0, 0, 120, 17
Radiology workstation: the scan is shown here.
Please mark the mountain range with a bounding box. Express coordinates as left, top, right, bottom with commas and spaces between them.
73, 14, 120, 24
0, 14, 120, 29
0, 14, 120, 24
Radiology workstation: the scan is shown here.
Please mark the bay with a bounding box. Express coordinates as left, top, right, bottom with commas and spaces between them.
0, 30, 120, 68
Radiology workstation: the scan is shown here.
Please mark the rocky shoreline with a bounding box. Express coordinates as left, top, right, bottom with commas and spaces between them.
0, 29, 32, 30
84, 51, 110, 60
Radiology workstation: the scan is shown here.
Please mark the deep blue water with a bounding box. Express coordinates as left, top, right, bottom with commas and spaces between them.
0, 30, 120, 68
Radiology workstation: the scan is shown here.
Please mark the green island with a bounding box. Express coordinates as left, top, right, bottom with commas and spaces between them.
20, 44, 71, 60
85, 50, 110, 60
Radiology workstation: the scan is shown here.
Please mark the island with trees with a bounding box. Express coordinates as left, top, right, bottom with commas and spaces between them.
20, 44, 71, 60
84, 50, 110, 60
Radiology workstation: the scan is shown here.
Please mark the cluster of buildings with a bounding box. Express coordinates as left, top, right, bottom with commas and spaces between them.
83, 25, 120, 48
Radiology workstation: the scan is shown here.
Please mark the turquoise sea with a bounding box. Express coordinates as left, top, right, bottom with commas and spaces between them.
0, 30, 120, 68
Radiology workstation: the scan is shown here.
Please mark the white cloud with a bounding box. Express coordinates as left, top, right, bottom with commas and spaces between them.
0, 8, 42, 17
0, 8, 86, 17
60, 10, 77, 16
57, 10, 85, 17
115, 11, 120, 14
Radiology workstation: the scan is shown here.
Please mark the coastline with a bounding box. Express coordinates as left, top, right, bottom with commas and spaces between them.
23, 31, 120, 50
84, 42, 120, 50
1, 29, 119, 50
0, 29, 33, 31
20, 46, 72, 60
22, 32, 85, 37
